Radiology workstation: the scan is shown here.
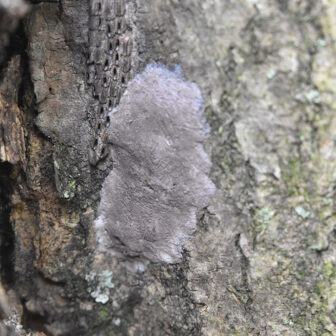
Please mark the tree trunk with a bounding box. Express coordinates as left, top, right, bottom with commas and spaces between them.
1, 0, 336, 335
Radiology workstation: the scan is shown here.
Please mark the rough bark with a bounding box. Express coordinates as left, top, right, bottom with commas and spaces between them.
0, 0, 336, 335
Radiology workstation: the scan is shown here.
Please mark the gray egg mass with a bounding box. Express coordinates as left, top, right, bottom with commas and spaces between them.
95, 64, 215, 271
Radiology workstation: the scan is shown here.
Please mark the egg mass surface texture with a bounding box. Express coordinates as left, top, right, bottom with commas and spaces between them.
95, 64, 215, 270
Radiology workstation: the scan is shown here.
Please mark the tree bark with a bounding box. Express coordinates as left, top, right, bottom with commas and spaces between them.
1, 0, 336, 335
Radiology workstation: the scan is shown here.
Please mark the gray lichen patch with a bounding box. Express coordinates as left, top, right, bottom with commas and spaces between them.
85, 270, 114, 304
94, 64, 215, 270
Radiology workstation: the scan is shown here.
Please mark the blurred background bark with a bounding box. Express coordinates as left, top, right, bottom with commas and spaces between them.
0, 0, 336, 335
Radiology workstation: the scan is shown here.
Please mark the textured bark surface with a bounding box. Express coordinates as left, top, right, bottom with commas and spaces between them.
0, 0, 336, 335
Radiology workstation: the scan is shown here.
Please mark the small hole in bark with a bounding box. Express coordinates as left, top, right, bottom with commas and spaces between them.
104, 60, 109, 71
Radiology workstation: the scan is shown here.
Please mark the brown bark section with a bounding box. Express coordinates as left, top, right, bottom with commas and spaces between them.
0, 56, 26, 165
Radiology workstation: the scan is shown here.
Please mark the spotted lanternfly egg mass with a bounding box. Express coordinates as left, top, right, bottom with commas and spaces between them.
94, 64, 215, 272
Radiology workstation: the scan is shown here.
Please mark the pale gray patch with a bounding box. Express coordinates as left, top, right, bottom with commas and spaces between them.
95, 63, 215, 270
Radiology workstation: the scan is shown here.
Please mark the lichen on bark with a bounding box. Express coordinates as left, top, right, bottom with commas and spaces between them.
1, 0, 336, 335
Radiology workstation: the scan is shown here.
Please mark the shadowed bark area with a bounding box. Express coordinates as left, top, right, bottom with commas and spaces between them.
0, 0, 336, 335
